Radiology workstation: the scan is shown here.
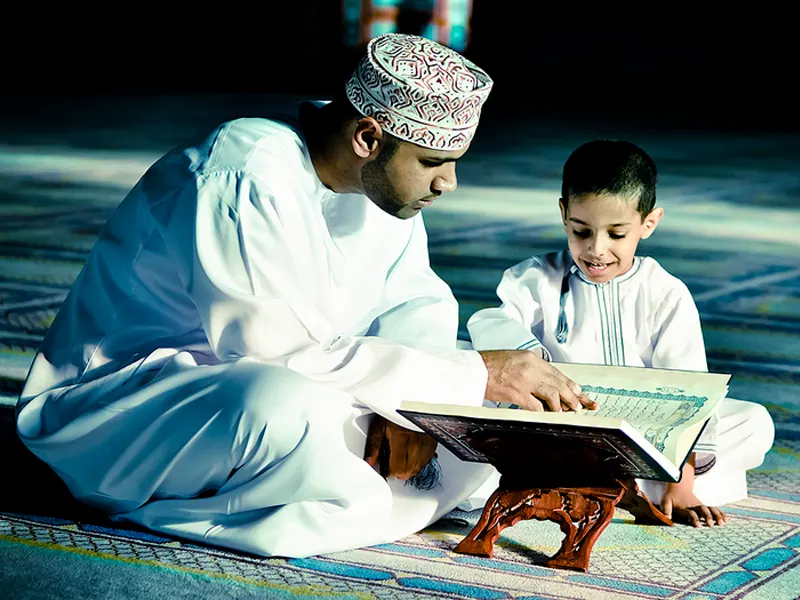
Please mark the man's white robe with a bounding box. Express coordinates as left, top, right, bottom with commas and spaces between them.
15, 108, 494, 557
462, 250, 774, 509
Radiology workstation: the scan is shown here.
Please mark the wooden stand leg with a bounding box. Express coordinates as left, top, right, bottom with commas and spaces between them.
454, 488, 565, 558
453, 479, 672, 572
544, 488, 623, 571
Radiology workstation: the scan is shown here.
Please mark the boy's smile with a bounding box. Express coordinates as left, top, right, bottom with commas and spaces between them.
584, 259, 614, 278
559, 193, 663, 284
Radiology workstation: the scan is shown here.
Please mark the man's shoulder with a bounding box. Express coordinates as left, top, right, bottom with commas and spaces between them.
199, 116, 307, 176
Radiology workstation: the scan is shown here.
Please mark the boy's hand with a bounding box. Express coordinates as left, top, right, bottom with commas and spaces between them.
661, 486, 727, 527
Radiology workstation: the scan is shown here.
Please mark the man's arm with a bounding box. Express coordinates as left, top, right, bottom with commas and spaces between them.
164, 171, 590, 458
363, 346, 598, 480
364, 215, 461, 353
163, 170, 488, 430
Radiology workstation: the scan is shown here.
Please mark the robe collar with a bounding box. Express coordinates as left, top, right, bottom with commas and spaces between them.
554, 250, 643, 344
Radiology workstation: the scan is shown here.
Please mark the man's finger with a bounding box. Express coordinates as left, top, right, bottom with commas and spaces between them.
531, 375, 566, 412
558, 386, 582, 412
364, 415, 387, 468
548, 364, 582, 394
543, 371, 584, 412
711, 507, 727, 526
548, 368, 599, 410
521, 395, 545, 412
531, 383, 562, 412
579, 393, 599, 410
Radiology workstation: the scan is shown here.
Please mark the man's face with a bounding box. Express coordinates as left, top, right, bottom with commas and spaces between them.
362, 138, 467, 219
560, 193, 660, 283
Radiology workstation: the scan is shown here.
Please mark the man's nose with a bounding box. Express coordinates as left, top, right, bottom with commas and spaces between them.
431, 164, 457, 193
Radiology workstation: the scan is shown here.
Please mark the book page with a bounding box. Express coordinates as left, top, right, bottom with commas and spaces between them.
551, 363, 729, 465
579, 386, 717, 464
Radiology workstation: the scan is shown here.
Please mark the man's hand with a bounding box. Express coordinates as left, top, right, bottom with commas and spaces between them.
364, 415, 438, 480
479, 350, 598, 412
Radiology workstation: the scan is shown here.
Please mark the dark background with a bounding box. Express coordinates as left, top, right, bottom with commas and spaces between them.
2, 3, 796, 132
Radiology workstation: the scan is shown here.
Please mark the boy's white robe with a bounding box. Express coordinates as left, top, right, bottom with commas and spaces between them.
15, 110, 495, 557
463, 250, 774, 509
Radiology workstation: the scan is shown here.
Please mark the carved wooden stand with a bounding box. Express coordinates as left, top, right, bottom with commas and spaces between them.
454, 477, 673, 572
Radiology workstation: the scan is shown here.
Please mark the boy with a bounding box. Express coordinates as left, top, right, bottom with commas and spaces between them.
464, 140, 775, 527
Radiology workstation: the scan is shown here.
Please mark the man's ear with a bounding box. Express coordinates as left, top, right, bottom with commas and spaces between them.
558, 198, 568, 225
641, 206, 664, 239
352, 117, 384, 159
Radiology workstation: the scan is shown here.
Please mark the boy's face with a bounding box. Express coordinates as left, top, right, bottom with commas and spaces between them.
559, 193, 663, 283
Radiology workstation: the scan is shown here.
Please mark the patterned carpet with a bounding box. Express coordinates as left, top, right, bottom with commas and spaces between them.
1, 98, 798, 599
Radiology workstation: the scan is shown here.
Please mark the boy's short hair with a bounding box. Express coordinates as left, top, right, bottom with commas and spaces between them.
561, 140, 657, 219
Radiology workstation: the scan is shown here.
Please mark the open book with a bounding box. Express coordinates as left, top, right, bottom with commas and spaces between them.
398, 363, 730, 484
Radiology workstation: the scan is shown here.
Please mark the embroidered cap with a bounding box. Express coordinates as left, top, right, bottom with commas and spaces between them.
345, 33, 493, 151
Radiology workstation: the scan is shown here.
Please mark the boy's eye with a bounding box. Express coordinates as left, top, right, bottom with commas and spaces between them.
609, 233, 627, 239
573, 229, 591, 238
421, 160, 442, 168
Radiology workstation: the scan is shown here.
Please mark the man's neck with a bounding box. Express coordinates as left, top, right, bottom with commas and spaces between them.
300, 103, 362, 195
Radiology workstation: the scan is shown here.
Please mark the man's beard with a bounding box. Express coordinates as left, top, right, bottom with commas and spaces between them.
362, 160, 415, 219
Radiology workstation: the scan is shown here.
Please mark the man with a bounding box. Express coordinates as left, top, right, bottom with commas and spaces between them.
16, 34, 592, 558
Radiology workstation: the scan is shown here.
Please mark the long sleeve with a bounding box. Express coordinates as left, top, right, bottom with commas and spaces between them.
467, 257, 550, 357
651, 283, 717, 462
366, 216, 460, 353
162, 169, 488, 430
650, 285, 708, 372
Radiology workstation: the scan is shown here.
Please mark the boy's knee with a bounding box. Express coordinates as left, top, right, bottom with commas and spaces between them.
746, 402, 775, 453
724, 400, 775, 470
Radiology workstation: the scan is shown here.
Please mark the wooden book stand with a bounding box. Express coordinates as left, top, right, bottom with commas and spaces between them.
451, 436, 674, 572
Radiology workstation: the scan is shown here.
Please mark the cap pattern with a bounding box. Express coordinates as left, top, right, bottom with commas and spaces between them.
346, 33, 493, 151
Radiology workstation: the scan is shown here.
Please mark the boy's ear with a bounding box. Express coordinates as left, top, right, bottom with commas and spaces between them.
558, 198, 568, 225
641, 207, 664, 239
